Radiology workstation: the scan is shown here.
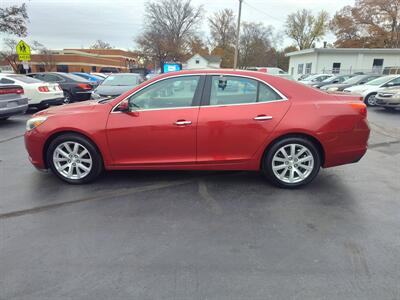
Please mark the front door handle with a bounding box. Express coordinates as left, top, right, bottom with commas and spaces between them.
174, 120, 192, 126
254, 115, 273, 121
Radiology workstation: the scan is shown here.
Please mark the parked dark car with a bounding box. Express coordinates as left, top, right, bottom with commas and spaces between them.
91, 73, 143, 99
72, 72, 104, 85
99, 67, 120, 73
27, 72, 94, 103
320, 74, 381, 92
0, 85, 28, 120
311, 74, 355, 89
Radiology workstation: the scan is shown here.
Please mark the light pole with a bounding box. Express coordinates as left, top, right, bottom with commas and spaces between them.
234, 0, 243, 69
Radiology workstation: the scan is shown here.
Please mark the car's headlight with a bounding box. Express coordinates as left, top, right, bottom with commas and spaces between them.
328, 87, 339, 91
26, 116, 48, 131
91, 92, 101, 99
392, 93, 400, 99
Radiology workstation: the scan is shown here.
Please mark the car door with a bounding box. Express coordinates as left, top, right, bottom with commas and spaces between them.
106, 75, 204, 166
196, 75, 290, 164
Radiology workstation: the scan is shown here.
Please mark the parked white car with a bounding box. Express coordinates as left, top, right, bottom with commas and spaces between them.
247, 67, 294, 80
0, 74, 64, 109
299, 74, 335, 85
343, 75, 400, 106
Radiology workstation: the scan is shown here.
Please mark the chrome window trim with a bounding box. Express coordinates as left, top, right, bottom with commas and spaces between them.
111, 72, 289, 113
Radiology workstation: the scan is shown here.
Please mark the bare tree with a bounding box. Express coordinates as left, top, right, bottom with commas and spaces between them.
238, 22, 275, 69
208, 8, 236, 68
208, 9, 236, 48
32, 41, 56, 71
286, 9, 329, 50
0, 3, 29, 36
136, 0, 203, 67
0, 38, 19, 72
90, 40, 114, 49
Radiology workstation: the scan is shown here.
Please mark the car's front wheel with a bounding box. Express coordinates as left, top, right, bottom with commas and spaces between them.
365, 93, 377, 107
47, 133, 103, 184
262, 137, 321, 188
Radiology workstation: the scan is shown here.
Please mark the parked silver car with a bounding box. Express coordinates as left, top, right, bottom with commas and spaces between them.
375, 87, 400, 111
0, 84, 28, 120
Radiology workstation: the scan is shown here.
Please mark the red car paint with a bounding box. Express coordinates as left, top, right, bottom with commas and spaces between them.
25, 69, 369, 172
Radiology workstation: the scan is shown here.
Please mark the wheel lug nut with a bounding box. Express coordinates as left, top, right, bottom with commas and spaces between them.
288, 166, 292, 169
294, 164, 298, 167
72, 163, 76, 166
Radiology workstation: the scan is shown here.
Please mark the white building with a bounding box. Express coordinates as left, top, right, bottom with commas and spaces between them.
184, 54, 221, 70
286, 48, 400, 79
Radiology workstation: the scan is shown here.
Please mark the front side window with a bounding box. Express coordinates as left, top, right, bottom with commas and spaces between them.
42, 74, 61, 82
209, 76, 282, 105
128, 76, 200, 110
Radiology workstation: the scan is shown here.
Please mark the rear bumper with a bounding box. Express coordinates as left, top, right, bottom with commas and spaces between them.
0, 97, 28, 118
30, 97, 65, 107
322, 118, 370, 168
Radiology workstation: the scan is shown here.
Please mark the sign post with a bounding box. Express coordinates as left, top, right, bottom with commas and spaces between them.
16, 40, 31, 73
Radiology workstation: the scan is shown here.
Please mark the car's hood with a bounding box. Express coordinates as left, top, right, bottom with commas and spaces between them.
34, 101, 98, 117
345, 84, 374, 92
94, 85, 134, 96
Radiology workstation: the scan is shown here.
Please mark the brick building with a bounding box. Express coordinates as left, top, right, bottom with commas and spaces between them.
9, 49, 138, 73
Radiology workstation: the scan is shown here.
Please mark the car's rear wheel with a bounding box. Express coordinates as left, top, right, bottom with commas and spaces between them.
47, 133, 103, 184
262, 137, 321, 188
365, 93, 377, 107
63, 91, 72, 104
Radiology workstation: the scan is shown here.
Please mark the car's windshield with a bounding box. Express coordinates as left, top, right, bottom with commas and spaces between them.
322, 76, 339, 83
8, 75, 43, 84
342, 75, 366, 84
101, 74, 140, 86
366, 76, 396, 86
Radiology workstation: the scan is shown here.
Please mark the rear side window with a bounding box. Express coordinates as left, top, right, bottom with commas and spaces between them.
209, 75, 282, 105
0, 78, 15, 84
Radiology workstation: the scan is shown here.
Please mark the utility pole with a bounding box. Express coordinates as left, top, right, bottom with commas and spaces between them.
234, 0, 243, 69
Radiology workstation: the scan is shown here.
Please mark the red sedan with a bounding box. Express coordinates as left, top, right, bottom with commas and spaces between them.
24, 70, 369, 188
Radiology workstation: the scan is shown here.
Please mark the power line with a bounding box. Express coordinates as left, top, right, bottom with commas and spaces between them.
242, 0, 285, 24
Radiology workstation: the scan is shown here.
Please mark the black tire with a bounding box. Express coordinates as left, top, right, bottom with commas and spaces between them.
0, 117, 9, 121
63, 90, 72, 104
262, 136, 321, 189
364, 93, 377, 107
46, 133, 103, 184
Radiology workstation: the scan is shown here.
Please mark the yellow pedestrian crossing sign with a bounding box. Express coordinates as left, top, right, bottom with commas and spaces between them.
16, 40, 31, 61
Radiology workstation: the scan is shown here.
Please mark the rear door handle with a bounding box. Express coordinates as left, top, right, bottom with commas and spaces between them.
174, 120, 192, 126
254, 115, 273, 121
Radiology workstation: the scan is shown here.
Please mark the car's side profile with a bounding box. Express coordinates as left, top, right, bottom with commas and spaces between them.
24, 70, 370, 188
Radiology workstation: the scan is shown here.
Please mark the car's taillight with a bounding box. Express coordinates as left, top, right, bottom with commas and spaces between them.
77, 83, 92, 90
38, 86, 50, 92
0, 88, 24, 95
350, 102, 367, 117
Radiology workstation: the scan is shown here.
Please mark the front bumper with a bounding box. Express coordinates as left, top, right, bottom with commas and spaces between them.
25, 129, 47, 169
375, 97, 400, 107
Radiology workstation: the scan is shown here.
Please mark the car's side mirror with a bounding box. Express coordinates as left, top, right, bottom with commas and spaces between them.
116, 101, 129, 112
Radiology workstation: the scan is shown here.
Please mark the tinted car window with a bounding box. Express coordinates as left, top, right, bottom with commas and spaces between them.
0, 78, 15, 84
210, 76, 258, 105
42, 74, 62, 82
258, 83, 282, 102
8, 75, 43, 83
61, 73, 90, 82
129, 76, 200, 110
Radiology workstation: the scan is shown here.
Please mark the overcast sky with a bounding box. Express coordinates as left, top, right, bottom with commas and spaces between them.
1, 0, 355, 50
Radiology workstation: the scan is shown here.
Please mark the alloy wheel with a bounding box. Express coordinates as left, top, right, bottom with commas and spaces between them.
366, 94, 376, 106
271, 143, 314, 184
52, 141, 92, 179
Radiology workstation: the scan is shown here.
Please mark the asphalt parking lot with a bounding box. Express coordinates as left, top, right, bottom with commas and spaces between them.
1, 108, 399, 300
